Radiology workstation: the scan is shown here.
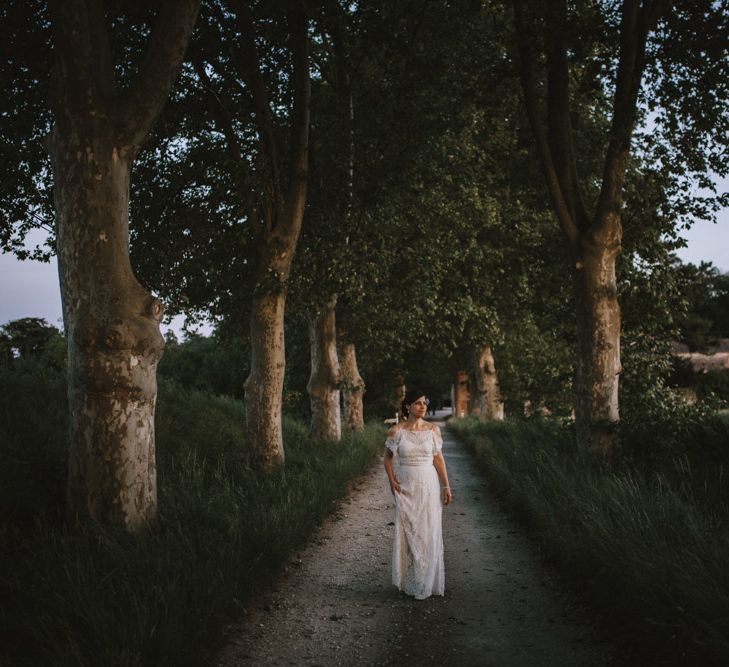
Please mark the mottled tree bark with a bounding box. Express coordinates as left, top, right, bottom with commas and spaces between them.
307, 296, 341, 441
472, 345, 505, 421
339, 339, 365, 431
48, 0, 200, 527
245, 286, 288, 467
572, 234, 622, 453
54, 134, 165, 528
515, 0, 656, 457
453, 371, 470, 419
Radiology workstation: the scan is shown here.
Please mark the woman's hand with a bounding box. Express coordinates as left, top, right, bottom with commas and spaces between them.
442, 486, 452, 505
389, 478, 401, 495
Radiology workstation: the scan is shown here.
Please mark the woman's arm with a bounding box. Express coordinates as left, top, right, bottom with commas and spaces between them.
433, 452, 452, 505
384, 448, 401, 494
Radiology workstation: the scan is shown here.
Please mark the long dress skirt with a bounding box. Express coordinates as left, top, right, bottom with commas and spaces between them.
386, 428, 445, 600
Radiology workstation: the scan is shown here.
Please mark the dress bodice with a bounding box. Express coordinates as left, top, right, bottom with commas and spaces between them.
386, 427, 443, 467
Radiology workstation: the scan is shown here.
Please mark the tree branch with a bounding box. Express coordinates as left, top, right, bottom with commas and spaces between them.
117, 0, 201, 152
324, 0, 355, 216
47, 0, 110, 122
324, 0, 350, 94
545, 0, 589, 230
236, 2, 284, 228
192, 57, 258, 234
513, 1, 579, 247
192, 59, 243, 163
284, 0, 311, 231
596, 0, 657, 223
86, 0, 115, 99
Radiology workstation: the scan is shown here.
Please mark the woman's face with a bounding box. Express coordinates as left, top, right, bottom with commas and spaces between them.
408, 396, 429, 418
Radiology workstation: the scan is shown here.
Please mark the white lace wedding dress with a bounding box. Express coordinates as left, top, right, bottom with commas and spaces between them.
385, 427, 445, 600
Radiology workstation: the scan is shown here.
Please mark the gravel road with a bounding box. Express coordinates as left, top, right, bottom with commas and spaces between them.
215, 419, 614, 666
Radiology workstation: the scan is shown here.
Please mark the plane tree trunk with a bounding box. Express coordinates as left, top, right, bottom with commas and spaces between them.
339, 338, 365, 431
472, 344, 505, 421
244, 272, 289, 468
307, 296, 341, 441
48, 0, 200, 527
573, 232, 622, 453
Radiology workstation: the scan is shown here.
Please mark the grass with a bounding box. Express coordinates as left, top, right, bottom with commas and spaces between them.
448, 415, 729, 665
0, 363, 385, 666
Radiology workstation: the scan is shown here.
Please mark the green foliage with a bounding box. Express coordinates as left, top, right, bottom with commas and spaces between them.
157, 333, 248, 399
673, 264, 729, 352
0, 365, 386, 666
0, 0, 54, 260
496, 312, 574, 417
645, 1, 729, 206
449, 416, 729, 663
697, 369, 729, 403
3, 0, 726, 427
667, 359, 729, 406
616, 248, 705, 421
0, 317, 66, 371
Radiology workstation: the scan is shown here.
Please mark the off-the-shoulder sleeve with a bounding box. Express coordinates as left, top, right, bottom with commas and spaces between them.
432, 427, 443, 455
385, 429, 401, 453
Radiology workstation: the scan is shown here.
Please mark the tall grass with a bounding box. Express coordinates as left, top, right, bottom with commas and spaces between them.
0, 363, 385, 666
449, 416, 729, 665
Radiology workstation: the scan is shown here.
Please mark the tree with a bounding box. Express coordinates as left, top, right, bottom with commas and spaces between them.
72, 0, 318, 465
296, 0, 562, 423
0, 317, 66, 370
296, 0, 355, 440
1, 317, 60, 356
234, 1, 310, 467
130, 1, 311, 467
513, 0, 728, 456
47, 0, 200, 528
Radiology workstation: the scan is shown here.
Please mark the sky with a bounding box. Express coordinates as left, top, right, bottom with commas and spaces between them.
0, 229, 208, 337
1, 208, 728, 337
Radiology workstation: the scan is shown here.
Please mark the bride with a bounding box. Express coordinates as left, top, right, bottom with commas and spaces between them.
383, 389, 452, 600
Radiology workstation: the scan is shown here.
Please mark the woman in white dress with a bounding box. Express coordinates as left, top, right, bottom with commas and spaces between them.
384, 389, 452, 600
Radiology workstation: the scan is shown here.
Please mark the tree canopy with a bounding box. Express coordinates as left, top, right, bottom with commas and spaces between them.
1, 0, 727, 430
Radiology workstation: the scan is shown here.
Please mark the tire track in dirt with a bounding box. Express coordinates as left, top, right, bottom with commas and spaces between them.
215, 419, 614, 666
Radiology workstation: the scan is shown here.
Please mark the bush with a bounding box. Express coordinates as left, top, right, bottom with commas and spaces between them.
0, 361, 68, 525
0, 366, 385, 666
157, 334, 249, 399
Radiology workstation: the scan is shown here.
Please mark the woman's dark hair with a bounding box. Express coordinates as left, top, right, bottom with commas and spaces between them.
401, 388, 427, 418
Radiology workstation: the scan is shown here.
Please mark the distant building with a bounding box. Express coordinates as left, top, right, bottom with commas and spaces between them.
673, 338, 729, 372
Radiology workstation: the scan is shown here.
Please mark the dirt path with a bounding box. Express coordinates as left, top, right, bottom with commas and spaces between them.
216, 420, 614, 666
